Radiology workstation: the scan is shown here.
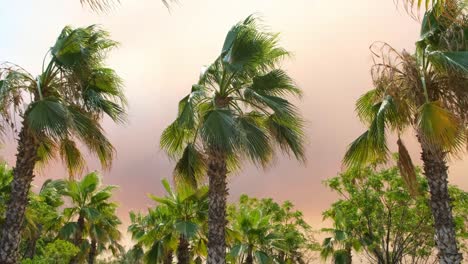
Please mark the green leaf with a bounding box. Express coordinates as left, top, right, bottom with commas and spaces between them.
420, 9, 440, 39
236, 114, 273, 166
174, 143, 206, 188
418, 101, 465, 152
266, 114, 305, 161
175, 221, 198, 239
27, 98, 70, 138
255, 251, 270, 264
250, 69, 302, 97
428, 50, 468, 73
200, 109, 238, 152
59, 138, 85, 178
80, 172, 100, 193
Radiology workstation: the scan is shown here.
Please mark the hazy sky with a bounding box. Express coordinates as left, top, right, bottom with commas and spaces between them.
0, 0, 467, 231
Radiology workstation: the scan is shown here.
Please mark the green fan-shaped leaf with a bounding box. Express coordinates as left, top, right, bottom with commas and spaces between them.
418, 101, 465, 152
175, 221, 198, 239
200, 109, 238, 152
174, 143, 207, 188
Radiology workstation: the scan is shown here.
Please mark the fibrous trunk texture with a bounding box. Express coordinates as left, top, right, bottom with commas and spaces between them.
245, 247, 253, 264
206, 147, 228, 264
0, 124, 38, 264
419, 137, 462, 264
88, 239, 97, 264
164, 250, 174, 264
70, 214, 85, 264
177, 235, 190, 264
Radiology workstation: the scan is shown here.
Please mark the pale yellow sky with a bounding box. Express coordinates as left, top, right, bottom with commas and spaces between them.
0, 0, 466, 231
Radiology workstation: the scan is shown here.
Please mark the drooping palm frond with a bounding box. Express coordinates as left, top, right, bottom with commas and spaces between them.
397, 137, 419, 196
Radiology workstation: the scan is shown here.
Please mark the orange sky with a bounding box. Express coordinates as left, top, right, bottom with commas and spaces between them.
0, 0, 467, 233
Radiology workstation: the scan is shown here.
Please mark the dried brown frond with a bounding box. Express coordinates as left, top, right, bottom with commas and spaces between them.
394, 0, 466, 22
397, 137, 419, 196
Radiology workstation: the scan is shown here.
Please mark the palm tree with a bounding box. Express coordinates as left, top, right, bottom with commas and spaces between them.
23, 179, 67, 259
60, 172, 121, 264
160, 15, 305, 264
88, 204, 123, 264
228, 208, 279, 264
0, 25, 126, 263
343, 5, 467, 263
320, 209, 358, 264
129, 207, 178, 264
149, 179, 209, 264
129, 179, 208, 264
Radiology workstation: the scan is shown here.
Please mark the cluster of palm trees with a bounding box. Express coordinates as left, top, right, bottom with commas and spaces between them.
0, 0, 466, 263
0, 166, 122, 264
128, 182, 316, 264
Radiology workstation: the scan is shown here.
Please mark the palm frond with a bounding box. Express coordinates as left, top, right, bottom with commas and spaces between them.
200, 109, 238, 152
266, 113, 305, 162
80, 0, 119, 12
418, 101, 466, 153
236, 113, 273, 167
397, 138, 419, 196
59, 138, 86, 178
173, 143, 206, 189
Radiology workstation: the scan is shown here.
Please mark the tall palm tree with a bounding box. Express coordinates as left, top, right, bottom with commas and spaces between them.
59, 172, 121, 264
0, 25, 126, 263
344, 4, 467, 263
160, 15, 305, 264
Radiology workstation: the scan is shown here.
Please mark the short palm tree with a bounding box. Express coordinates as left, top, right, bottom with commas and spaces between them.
149, 179, 209, 264
129, 207, 178, 264
344, 5, 467, 263
129, 179, 208, 264
0, 25, 126, 263
320, 210, 358, 264
23, 179, 66, 259
229, 208, 280, 264
160, 15, 305, 264
60, 172, 120, 264
87, 204, 123, 264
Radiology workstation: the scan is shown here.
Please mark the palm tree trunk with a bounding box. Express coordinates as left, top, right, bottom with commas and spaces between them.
0, 124, 39, 264
345, 245, 352, 264
70, 214, 85, 264
164, 250, 174, 264
245, 247, 253, 264
88, 239, 97, 264
419, 137, 463, 264
206, 147, 228, 264
177, 235, 190, 264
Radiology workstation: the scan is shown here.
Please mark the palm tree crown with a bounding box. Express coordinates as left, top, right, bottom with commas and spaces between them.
161, 15, 305, 186
0, 25, 126, 176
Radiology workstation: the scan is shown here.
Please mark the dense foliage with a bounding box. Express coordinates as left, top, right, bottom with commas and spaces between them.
322, 165, 468, 264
